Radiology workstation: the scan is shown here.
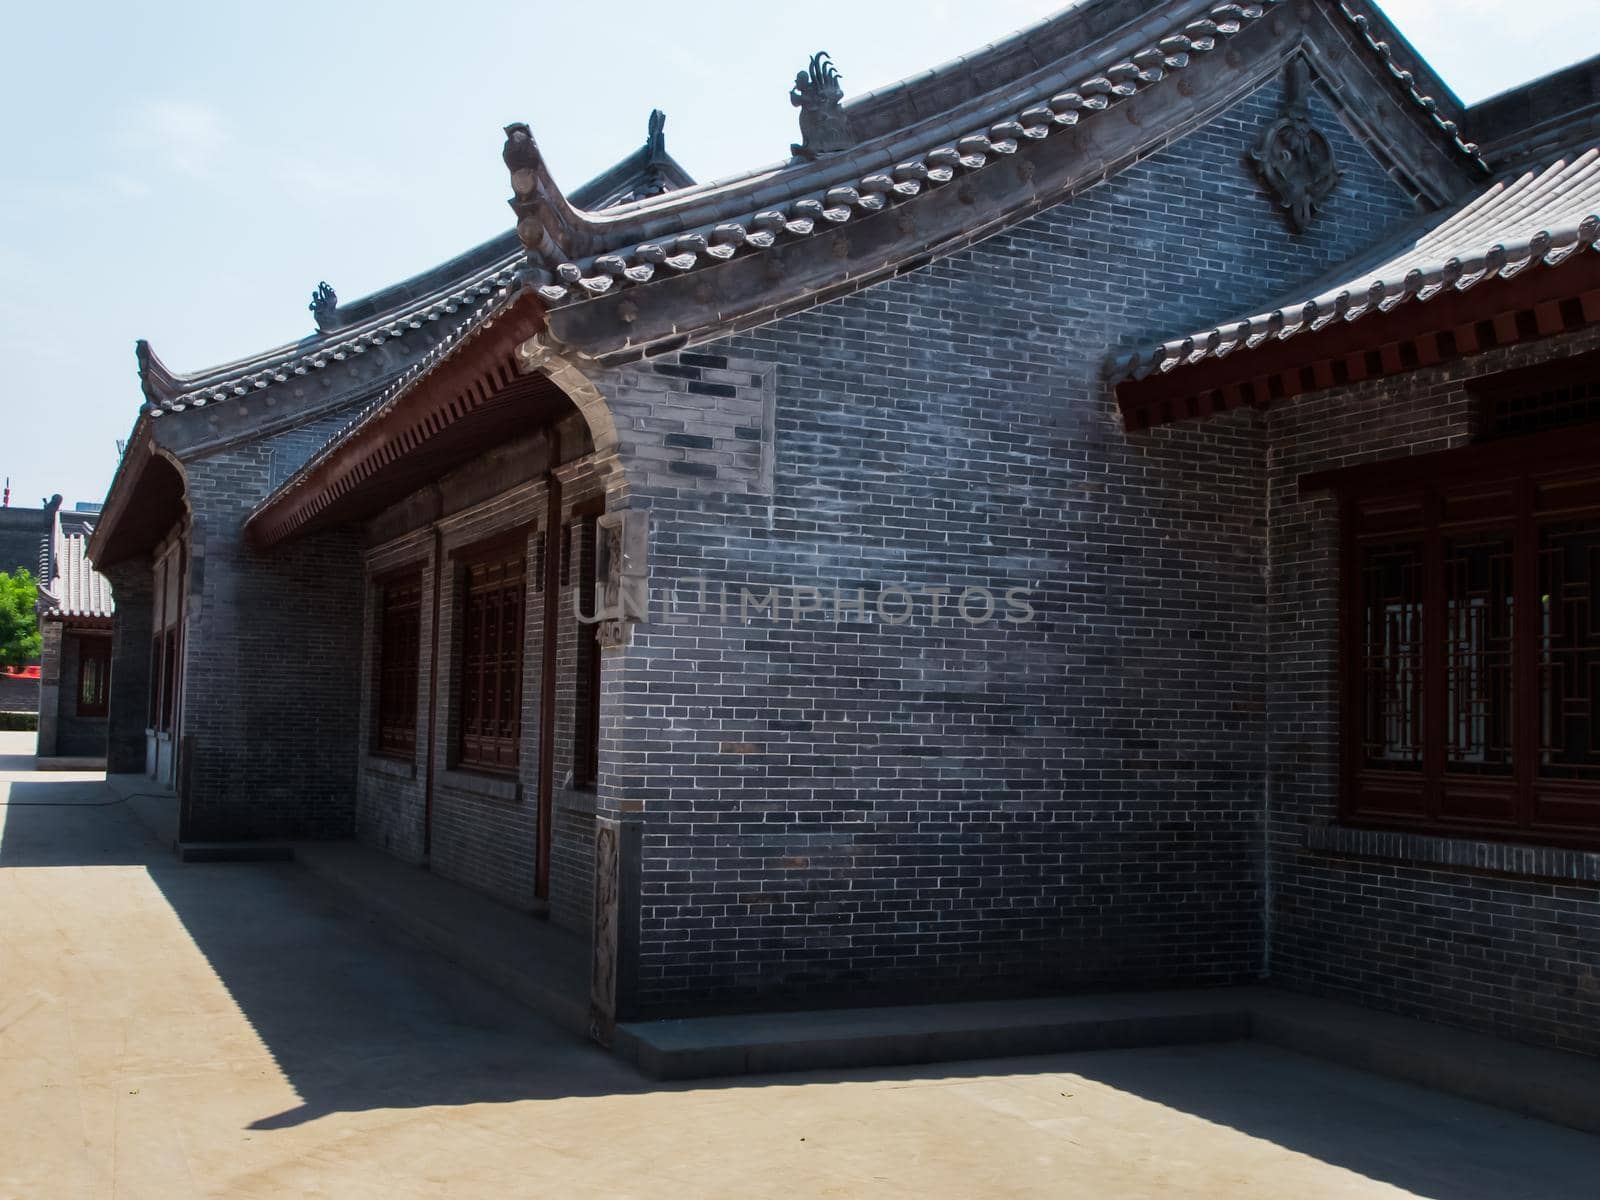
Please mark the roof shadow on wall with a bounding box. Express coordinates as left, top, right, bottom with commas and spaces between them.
2, 787, 1597, 1197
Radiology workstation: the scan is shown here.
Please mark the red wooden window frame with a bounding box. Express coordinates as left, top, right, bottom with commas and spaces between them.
147, 549, 184, 736
159, 635, 178, 732
147, 631, 163, 729
77, 637, 111, 718
1326, 428, 1600, 849
572, 510, 602, 791
456, 548, 526, 774
372, 572, 422, 759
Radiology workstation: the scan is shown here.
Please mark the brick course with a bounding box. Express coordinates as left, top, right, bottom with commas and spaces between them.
1266, 322, 1600, 1057
175, 422, 366, 840
592, 75, 1420, 1014
353, 424, 604, 931
93, 65, 1600, 1058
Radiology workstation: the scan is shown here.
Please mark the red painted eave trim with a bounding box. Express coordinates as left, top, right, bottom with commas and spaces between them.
246, 292, 548, 549
1114, 253, 1600, 432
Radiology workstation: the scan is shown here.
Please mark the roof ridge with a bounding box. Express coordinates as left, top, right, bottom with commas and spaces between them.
138, 111, 696, 416
514, 0, 1484, 313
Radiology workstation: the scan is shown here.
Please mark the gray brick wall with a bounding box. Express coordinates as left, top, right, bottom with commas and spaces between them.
592, 75, 1421, 1013
427, 486, 547, 911
1266, 322, 1600, 1057
100, 563, 151, 773
177, 423, 365, 840
0, 674, 37, 716
547, 468, 607, 935
353, 425, 604, 932
356, 528, 433, 864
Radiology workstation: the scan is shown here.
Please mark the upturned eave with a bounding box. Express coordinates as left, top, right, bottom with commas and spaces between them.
243, 289, 553, 547
500, 0, 1486, 366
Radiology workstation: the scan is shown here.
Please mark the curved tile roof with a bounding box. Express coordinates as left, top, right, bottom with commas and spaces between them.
138, 2, 1486, 421
138, 254, 521, 417
41, 516, 114, 620
1112, 147, 1600, 385
137, 114, 692, 417
515, 0, 1485, 312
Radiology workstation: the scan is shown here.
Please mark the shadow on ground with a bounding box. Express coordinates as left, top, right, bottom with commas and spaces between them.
3, 765, 1598, 1199
0, 747, 40, 774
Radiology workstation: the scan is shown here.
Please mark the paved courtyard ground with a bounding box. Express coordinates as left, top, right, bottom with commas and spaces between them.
1, 730, 1596, 1199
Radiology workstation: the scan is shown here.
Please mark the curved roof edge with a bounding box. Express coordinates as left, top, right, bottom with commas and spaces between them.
504, 0, 1482, 298
1110, 146, 1600, 429
1470, 54, 1600, 171
845, 0, 1463, 146
242, 286, 544, 547
1113, 147, 1600, 389
500, 0, 1484, 364
39, 509, 114, 621
135, 111, 694, 413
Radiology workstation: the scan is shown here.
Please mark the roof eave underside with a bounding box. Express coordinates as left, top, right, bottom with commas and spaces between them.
243, 288, 549, 548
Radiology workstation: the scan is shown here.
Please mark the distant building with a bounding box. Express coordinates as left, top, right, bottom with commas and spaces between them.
0, 494, 54, 720
84, 1, 1600, 1055
36, 506, 114, 761
0, 496, 50, 580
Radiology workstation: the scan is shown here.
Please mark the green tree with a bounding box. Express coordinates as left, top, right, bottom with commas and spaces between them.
0, 570, 42, 669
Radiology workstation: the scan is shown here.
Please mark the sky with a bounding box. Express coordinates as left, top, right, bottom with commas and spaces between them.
1, 0, 1595, 512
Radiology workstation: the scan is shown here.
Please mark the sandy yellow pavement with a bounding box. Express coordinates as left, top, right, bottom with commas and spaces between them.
1, 733, 1595, 1199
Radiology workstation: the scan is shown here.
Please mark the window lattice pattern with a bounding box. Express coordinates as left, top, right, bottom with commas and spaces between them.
1444, 533, 1515, 775
458, 553, 525, 772
1483, 379, 1600, 441
1540, 519, 1600, 781
1344, 458, 1600, 847
77, 639, 110, 718
374, 575, 421, 759
1359, 541, 1424, 769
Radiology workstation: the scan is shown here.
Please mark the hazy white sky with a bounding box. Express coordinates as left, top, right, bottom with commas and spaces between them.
1, 0, 1595, 511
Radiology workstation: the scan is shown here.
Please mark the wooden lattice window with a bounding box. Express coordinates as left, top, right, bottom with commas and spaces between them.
1339, 444, 1600, 848
77, 638, 111, 718
457, 550, 526, 773
372, 573, 421, 759
1474, 348, 1600, 442
148, 550, 182, 734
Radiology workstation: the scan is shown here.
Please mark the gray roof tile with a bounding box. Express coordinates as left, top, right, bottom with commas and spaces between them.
1112, 147, 1600, 384
40, 512, 114, 619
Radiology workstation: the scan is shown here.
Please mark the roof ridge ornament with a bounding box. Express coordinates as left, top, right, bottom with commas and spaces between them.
134, 339, 180, 405
646, 108, 667, 160
790, 52, 854, 161
503, 122, 595, 272
1249, 56, 1343, 234
309, 281, 341, 333
632, 109, 674, 201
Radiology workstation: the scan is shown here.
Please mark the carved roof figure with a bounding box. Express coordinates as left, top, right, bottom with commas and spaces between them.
130, 112, 694, 417
1250, 57, 1343, 232
790, 52, 853, 160
309, 281, 340, 333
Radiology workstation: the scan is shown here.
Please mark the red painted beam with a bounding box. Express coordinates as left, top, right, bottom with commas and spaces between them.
1115, 252, 1600, 430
